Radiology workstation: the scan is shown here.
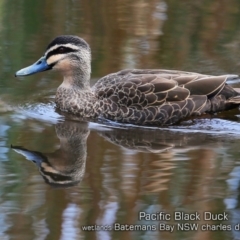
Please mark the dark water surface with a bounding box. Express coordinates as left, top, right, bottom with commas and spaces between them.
1, 0, 240, 239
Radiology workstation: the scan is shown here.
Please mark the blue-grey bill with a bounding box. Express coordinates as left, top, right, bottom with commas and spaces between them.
15, 56, 51, 77
11, 145, 43, 167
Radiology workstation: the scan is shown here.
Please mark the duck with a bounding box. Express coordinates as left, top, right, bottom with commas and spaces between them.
15, 35, 240, 126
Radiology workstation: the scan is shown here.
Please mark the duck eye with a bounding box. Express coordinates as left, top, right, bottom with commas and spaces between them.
58, 47, 66, 53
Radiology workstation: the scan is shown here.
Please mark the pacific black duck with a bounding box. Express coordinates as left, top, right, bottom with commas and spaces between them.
15, 35, 240, 126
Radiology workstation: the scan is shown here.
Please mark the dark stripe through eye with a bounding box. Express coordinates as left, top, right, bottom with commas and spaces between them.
46, 46, 77, 59
40, 167, 73, 182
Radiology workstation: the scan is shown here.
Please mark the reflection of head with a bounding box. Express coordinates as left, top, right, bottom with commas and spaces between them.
11, 145, 84, 188
11, 121, 89, 188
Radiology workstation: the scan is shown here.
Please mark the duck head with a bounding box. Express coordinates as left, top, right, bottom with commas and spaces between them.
15, 35, 92, 89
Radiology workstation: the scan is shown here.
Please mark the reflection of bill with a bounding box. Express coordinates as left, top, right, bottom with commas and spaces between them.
11, 121, 89, 188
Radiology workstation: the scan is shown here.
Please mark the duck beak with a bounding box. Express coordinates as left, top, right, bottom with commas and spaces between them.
15, 56, 51, 77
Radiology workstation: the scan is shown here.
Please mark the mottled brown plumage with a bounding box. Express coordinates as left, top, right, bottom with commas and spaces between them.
15, 35, 240, 126
92, 69, 240, 125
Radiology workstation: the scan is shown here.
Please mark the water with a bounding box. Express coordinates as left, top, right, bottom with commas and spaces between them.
1, 0, 240, 239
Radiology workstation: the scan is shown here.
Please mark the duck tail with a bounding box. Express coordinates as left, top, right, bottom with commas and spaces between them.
226, 87, 240, 104
227, 95, 240, 104
232, 87, 240, 94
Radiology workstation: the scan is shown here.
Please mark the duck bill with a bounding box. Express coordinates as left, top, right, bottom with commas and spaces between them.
15, 56, 51, 77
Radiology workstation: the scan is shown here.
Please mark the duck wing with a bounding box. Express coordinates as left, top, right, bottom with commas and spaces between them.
93, 69, 239, 125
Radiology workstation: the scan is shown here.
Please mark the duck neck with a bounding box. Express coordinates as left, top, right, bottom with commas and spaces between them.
60, 67, 91, 90
56, 71, 98, 118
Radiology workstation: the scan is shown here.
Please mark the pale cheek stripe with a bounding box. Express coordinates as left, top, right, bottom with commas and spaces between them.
47, 54, 62, 65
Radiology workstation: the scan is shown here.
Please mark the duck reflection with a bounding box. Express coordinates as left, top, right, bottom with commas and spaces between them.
11, 120, 175, 188
11, 121, 89, 187
12, 120, 228, 192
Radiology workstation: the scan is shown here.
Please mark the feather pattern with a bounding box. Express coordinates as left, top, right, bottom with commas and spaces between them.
92, 69, 240, 125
